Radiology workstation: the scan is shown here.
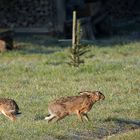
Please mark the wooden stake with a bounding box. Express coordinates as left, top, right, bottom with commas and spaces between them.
72, 11, 76, 49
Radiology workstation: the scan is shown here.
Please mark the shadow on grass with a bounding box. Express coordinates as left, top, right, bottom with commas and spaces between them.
32, 115, 140, 139
13, 34, 67, 55
99, 117, 140, 139
15, 32, 140, 47
104, 117, 140, 127
34, 114, 46, 121
104, 117, 140, 135
13, 32, 140, 56
67, 118, 140, 140
18, 47, 60, 55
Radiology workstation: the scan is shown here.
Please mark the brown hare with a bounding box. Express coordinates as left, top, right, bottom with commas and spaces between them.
0, 98, 21, 121
45, 91, 105, 122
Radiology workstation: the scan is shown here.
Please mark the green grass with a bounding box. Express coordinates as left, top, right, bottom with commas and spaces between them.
0, 36, 140, 140
108, 129, 140, 140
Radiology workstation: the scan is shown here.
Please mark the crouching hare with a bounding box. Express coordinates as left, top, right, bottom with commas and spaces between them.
0, 98, 21, 121
45, 91, 105, 122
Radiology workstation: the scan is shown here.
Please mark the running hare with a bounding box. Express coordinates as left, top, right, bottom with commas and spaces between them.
45, 91, 105, 122
0, 98, 21, 121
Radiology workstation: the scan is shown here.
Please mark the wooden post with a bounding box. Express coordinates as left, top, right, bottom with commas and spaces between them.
70, 11, 86, 67
72, 11, 76, 49
76, 19, 81, 45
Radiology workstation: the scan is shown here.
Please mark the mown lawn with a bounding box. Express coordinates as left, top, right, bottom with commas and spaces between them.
0, 36, 140, 140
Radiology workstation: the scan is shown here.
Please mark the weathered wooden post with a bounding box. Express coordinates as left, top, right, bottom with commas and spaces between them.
72, 11, 76, 49
69, 11, 88, 67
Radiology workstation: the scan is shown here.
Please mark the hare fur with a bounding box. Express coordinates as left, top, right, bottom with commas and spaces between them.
45, 91, 105, 122
0, 98, 20, 121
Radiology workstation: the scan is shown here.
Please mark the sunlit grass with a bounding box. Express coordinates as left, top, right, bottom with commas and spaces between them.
0, 36, 140, 139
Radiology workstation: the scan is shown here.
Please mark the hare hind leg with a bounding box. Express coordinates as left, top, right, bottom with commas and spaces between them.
1, 110, 16, 121
45, 114, 56, 122
82, 113, 89, 121
76, 110, 84, 122
54, 113, 68, 122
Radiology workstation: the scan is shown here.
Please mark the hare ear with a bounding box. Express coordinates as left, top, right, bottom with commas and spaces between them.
95, 91, 99, 96
79, 91, 91, 95
95, 91, 102, 96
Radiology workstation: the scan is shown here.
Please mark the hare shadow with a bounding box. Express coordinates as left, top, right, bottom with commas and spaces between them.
34, 114, 46, 121
104, 117, 140, 131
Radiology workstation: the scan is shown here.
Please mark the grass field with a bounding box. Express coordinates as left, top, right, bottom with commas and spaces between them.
0, 36, 140, 140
